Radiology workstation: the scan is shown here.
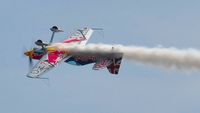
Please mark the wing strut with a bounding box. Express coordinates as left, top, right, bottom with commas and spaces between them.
77, 29, 86, 40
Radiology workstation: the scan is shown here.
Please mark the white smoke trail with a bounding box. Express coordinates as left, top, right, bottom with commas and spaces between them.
50, 43, 200, 70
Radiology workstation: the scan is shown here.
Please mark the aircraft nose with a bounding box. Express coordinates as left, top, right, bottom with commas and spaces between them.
24, 51, 31, 56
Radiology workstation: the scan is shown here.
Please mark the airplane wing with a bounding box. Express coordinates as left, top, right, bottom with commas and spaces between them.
62, 27, 93, 45
26, 55, 54, 78
26, 51, 68, 78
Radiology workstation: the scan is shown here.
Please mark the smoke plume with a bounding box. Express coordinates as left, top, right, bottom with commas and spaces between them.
50, 43, 200, 70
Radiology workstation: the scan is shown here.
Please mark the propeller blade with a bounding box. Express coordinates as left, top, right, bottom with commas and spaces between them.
29, 57, 33, 69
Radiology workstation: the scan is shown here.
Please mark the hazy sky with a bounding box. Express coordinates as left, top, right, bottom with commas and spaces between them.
1, 0, 200, 113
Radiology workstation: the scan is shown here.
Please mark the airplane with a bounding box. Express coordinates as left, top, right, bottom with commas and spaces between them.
24, 26, 123, 79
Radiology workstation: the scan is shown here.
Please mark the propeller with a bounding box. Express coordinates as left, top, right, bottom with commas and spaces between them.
29, 56, 33, 69
23, 47, 34, 70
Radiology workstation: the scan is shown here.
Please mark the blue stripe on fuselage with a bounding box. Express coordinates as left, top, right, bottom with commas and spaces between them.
65, 56, 96, 66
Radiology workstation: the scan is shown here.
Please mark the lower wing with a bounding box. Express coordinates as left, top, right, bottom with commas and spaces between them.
26, 52, 68, 78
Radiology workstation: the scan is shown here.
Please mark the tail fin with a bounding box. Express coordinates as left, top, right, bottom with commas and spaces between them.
107, 56, 123, 74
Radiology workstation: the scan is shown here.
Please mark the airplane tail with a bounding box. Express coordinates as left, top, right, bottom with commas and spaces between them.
92, 53, 123, 74
106, 57, 123, 74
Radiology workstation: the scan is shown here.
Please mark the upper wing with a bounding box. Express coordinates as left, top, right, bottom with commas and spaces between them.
62, 27, 93, 45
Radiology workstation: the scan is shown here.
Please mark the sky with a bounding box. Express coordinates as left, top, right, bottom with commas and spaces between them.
1, 0, 200, 113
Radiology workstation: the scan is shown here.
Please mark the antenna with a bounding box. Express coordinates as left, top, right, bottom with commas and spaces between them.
77, 29, 86, 40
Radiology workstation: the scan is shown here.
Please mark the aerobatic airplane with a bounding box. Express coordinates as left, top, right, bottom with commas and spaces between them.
24, 26, 123, 79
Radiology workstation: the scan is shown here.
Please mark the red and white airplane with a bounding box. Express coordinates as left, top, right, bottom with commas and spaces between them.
24, 26, 123, 79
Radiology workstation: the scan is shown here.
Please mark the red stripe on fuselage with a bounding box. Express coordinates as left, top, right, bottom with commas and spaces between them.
64, 39, 81, 43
